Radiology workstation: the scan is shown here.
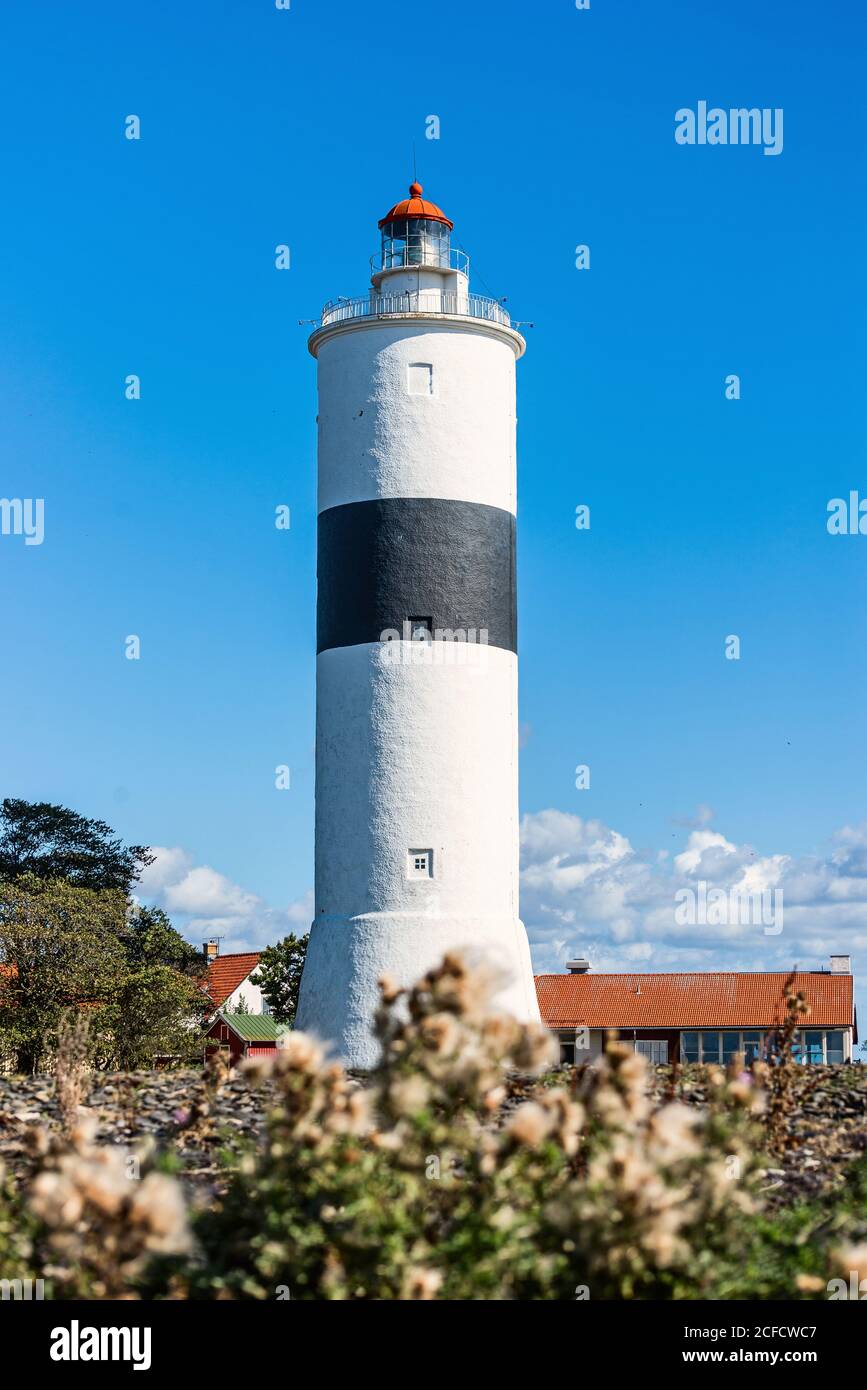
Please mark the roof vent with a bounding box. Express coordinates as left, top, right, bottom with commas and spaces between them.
566, 959, 590, 974
830, 955, 851, 974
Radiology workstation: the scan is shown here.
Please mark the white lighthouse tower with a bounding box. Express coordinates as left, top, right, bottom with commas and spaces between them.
295, 182, 540, 1066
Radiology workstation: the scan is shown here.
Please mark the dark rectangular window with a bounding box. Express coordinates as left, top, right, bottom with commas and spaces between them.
805, 1030, 823, 1064
700, 1031, 720, 1064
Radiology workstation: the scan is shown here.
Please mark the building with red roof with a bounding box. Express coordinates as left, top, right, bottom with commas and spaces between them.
535, 956, 857, 1066
201, 942, 267, 1017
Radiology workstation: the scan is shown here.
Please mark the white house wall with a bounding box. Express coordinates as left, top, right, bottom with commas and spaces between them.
223, 976, 266, 1015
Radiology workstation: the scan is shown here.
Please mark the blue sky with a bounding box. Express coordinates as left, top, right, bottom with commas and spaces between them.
1, 1, 865, 1034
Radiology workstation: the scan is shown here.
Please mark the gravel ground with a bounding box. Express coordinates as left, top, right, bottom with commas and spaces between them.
651, 1064, 867, 1207
1, 1063, 865, 1207
0, 1069, 274, 1197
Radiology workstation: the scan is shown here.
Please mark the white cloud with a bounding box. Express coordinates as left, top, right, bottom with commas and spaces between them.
137, 846, 192, 894
137, 847, 312, 953
521, 811, 867, 981
674, 830, 737, 876
161, 866, 259, 919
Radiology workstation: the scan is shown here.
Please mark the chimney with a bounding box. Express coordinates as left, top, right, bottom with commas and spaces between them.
203, 940, 220, 963
830, 955, 851, 974
566, 959, 590, 974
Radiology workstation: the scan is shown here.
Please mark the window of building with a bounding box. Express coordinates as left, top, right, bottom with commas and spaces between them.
742, 1031, 762, 1064
407, 363, 433, 396
635, 1040, 668, 1064
408, 849, 433, 879
701, 1031, 721, 1064
560, 1042, 576, 1065
826, 1030, 845, 1063
679, 1028, 847, 1067
804, 1030, 824, 1065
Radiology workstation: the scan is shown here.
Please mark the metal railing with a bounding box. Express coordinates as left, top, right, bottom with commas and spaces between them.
370, 244, 470, 277
319, 290, 512, 329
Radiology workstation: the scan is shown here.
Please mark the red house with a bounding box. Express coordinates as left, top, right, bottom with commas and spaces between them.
204, 1011, 284, 1066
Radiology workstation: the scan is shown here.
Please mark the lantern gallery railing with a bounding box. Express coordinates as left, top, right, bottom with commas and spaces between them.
370, 243, 470, 276
319, 291, 512, 329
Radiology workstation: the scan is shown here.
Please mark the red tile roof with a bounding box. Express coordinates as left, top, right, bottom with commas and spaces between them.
535, 971, 854, 1030
378, 182, 453, 230
203, 952, 260, 1008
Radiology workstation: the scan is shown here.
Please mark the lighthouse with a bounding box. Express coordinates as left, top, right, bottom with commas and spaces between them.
295, 182, 540, 1066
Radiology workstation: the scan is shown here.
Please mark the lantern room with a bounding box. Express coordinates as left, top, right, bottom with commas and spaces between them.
371, 183, 468, 301
378, 182, 454, 269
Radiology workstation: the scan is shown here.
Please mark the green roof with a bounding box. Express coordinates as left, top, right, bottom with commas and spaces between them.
219, 1012, 282, 1042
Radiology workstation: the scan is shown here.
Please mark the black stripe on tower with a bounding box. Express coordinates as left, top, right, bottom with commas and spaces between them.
317, 497, 516, 655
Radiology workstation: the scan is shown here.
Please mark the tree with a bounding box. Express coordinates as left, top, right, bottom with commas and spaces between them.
97, 965, 207, 1070
123, 905, 202, 977
0, 799, 153, 895
0, 879, 208, 1072
249, 933, 309, 1025
0, 875, 129, 1072
96, 905, 208, 1069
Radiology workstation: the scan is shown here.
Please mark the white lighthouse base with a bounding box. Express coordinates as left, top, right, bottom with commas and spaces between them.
295, 912, 540, 1069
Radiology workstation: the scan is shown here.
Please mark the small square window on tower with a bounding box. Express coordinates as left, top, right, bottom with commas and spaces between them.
408, 849, 433, 879
407, 363, 433, 396
407, 616, 432, 641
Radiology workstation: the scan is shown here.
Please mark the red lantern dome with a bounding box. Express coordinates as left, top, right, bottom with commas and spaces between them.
378, 183, 454, 231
